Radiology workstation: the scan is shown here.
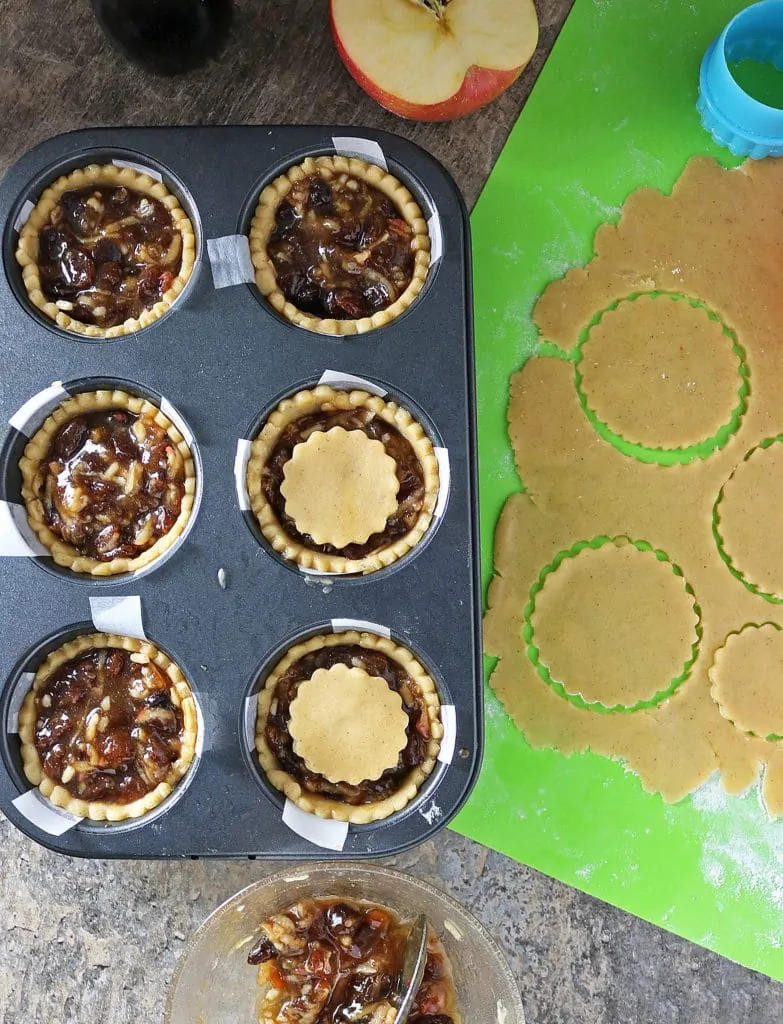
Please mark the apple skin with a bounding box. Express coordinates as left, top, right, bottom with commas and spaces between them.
330, 2, 527, 122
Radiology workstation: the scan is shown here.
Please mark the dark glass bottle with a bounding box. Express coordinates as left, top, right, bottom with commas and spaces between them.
91, 0, 233, 76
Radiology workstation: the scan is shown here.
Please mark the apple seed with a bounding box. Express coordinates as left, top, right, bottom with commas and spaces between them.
413, 0, 452, 17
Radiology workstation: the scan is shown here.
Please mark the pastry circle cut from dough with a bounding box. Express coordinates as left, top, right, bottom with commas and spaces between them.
709, 624, 783, 740
714, 438, 783, 602
576, 294, 746, 460
280, 427, 400, 548
288, 663, 409, 785
529, 538, 700, 711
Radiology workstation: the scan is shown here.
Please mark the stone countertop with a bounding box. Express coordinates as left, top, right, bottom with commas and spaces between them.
0, 1, 782, 1022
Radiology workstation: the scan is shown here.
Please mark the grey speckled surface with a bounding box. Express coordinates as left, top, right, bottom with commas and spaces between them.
1, 1, 783, 1022
2, 814, 783, 1024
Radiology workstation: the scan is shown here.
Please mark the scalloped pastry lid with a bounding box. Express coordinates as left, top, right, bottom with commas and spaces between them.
288, 663, 409, 785
280, 426, 400, 548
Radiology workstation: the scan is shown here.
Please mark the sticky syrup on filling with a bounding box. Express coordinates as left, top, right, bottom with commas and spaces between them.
33, 647, 185, 803
262, 408, 425, 559
265, 644, 433, 804
247, 898, 457, 1024
36, 184, 183, 327
36, 408, 186, 562
268, 172, 416, 320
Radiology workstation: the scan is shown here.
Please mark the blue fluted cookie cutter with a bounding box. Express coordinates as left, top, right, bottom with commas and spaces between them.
698, 0, 783, 158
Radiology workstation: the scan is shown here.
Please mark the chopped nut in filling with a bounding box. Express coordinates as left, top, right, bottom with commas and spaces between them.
31, 645, 187, 804
264, 644, 435, 804
263, 407, 425, 560
247, 898, 458, 1024
36, 184, 183, 328
268, 171, 416, 320
33, 407, 186, 562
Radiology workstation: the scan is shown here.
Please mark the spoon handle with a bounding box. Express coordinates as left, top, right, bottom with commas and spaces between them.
395, 913, 429, 1024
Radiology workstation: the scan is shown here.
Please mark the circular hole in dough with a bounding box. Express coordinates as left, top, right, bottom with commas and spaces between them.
709, 624, 783, 740
576, 294, 745, 457
714, 438, 783, 602
529, 538, 700, 711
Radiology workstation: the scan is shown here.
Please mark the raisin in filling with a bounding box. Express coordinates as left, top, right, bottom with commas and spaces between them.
265, 645, 432, 803
247, 898, 457, 1024
263, 408, 425, 559
268, 172, 416, 320
33, 647, 185, 803
37, 408, 186, 562
37, 184, 182, 328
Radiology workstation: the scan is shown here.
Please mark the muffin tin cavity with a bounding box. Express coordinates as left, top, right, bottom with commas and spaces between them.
1, 623, 204, 838
4, 148, 202, 342
0, 126, 479, 859
1, 377, 202, 586
240, 621, 455, 845
236, 139, 444, 336
237, 372, 449, 582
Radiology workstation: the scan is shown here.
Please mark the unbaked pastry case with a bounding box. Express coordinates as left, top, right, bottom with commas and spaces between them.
0, 126, 482, 858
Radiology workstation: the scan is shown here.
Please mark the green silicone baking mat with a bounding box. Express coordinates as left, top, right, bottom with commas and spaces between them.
451, 0, 783, 981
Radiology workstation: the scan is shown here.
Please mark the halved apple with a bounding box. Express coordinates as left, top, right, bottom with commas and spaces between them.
330, 0, 539, 122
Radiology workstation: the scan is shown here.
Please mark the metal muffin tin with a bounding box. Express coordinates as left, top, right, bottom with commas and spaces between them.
0, 126, 481, 858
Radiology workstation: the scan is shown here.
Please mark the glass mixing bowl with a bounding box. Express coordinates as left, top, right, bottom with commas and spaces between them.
165, 862, 525, 1023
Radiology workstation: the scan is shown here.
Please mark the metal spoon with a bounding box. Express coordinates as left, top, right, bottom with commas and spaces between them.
394, 913, 429, 1024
